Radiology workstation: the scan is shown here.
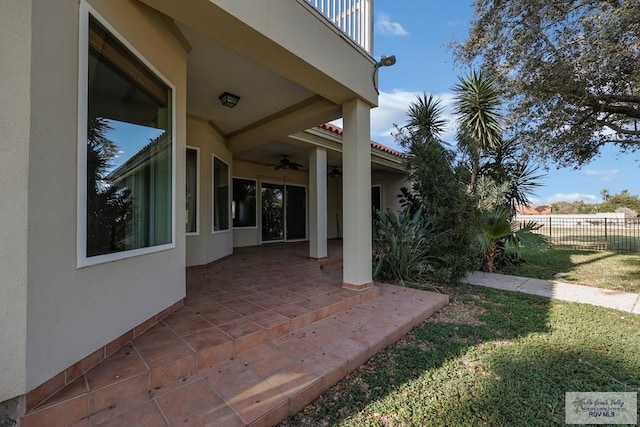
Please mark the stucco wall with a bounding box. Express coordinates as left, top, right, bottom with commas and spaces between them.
0, 0, 31, 402
373, 171, 406, 214
185, 117, 234, 266
24, 0, 187, 391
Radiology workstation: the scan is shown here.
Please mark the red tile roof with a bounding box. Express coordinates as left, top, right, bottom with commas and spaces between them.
516, 205, 552, 215
318, 123, 405, 158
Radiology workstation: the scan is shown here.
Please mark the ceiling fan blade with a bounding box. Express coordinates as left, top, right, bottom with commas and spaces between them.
275, 164, 284, 170
290, 162, 303, 169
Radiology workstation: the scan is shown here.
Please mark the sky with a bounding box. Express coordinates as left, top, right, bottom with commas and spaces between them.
358, 0, 640, 205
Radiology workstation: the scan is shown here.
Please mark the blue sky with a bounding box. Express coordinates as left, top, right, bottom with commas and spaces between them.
366, 0, 640, 205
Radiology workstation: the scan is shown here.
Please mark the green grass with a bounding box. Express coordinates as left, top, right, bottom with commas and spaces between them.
499, 247, 640, 294
279, 285, 640, 427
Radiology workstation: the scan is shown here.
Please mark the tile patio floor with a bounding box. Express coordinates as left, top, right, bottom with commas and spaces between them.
20, 241, 448, 427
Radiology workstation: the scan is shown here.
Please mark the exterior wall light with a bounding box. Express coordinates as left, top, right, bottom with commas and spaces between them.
373, 55, 396, 94
219, 92, 240, 108
374, 55, 396, 69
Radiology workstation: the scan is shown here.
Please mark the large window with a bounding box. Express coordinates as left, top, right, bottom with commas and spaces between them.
213, 157, 229, 232
186, 147, 199, 234
232, 178, 257, 228
80, 12, 174, 265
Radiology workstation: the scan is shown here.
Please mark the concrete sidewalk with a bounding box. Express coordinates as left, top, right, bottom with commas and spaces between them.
464, 271, 640, 314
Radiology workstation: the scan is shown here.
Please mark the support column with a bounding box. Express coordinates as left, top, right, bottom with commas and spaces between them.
309, 147, 327, 259
0, 0, 30, 407
341, 99, 373, 289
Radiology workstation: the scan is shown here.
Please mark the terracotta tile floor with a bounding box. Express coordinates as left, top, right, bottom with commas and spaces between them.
20, 242, 448, 427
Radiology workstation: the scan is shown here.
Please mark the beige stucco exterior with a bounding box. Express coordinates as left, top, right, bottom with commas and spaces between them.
0, 0, 405, 411
20, 0, 188, 392
0, 0, 31, 403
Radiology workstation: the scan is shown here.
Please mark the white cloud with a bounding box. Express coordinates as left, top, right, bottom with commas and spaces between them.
371, 90, 459, 145
376, 12, 409, 36
584, 168, 619, 181
332, 90, 459, 149
545, 193, 600, 204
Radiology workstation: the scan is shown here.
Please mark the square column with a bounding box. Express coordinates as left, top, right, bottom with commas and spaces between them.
309, 147, 327, 259
342, 99, 373, 289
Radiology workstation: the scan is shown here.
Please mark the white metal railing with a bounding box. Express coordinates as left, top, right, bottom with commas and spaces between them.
306, 0, 373, 53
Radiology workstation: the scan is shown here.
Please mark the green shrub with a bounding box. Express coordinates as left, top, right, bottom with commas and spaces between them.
372, 208, 435, 286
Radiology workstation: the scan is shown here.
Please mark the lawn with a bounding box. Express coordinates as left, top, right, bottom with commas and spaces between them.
498, 247, 640, 294
279, 284, 640, 426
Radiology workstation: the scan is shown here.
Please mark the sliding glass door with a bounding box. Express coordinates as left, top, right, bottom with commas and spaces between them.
261, 182, 306, 242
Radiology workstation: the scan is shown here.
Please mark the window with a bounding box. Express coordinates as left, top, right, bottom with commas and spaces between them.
186, 147, 199, 234
372, 185, 382, 213
80, 11, 174, 265
233, 178, 256, 228
213, 157, 229, 232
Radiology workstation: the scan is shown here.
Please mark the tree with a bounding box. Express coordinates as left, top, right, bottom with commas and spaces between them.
453, 69, 502, 190
599, 190, 640, 213
404, 94, 448, 143
392, 97, 479, 284
455, 0, 640, 167
600, 188, 610, 201
475, 207, 547, 272
480, 138, 545, 212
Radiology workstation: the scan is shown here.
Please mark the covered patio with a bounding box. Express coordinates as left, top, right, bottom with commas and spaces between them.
20, 242, 448, 427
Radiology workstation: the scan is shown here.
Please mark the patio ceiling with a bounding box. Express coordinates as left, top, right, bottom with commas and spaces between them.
179, 24, 321, 137
179, 24, 401, 173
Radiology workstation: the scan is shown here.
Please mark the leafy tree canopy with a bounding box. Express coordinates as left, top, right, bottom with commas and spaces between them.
455, 0, 640, 167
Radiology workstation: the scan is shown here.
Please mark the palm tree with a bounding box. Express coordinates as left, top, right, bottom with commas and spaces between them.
475, 207, 548, 272
453, 70, 502, 191
400, 93, 448, 150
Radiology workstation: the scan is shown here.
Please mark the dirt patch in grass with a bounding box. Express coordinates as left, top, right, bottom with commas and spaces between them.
426, 298, 487, 326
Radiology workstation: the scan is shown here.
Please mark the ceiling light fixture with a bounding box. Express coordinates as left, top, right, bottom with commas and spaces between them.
219, 92, 240, 108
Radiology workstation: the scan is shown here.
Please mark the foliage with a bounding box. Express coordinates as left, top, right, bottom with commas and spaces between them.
551, 190, 640, 215
86, 118, 133, 256
480, 138, 545, 212
475, 176, 510, 213
455, 0, 640, 167
551, 201, 592, 215
396, 133, 478, 284
404, 93, 448, 142
600, 192, 640, 214
372, 209, 436, 286
453, 70, 502, 190
475, 206, 548, 272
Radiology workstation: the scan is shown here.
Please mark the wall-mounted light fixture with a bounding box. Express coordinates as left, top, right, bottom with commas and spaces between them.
219, 92, 240, 108
373, 55, 397, 94
374, 55, 397, 69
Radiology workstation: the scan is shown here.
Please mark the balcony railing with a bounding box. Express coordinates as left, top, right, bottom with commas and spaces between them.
306, 0, 373, 53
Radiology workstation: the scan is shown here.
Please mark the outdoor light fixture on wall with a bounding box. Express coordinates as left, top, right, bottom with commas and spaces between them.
219, 92, 240, 108
373, 54, 397, 94
374, 55, 397, 69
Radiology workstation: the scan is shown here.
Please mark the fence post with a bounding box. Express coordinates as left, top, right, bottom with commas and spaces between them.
549, 217, 552, 244
604, 218, 608, 250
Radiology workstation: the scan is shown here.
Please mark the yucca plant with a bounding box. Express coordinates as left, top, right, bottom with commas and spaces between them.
475, 207, 548, 272
373, 208, 436, 286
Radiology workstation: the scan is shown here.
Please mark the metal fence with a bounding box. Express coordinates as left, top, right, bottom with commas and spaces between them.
516, 216, 640, 253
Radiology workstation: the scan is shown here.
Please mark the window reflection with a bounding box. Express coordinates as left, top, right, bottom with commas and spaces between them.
86, 16, 172, 257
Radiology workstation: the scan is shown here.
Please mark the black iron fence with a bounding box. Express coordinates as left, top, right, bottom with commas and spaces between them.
516, 216, 640, 253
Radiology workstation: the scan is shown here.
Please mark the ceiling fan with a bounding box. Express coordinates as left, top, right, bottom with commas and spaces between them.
271, 154, 303, 171
328, 166, 342, 178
